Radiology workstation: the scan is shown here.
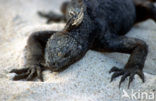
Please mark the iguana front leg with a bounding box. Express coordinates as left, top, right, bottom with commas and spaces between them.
92, 33, 148, 88
10, 31, 56, 81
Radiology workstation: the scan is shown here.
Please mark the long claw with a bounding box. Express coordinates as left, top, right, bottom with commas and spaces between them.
109, 67, 122, 73
119, 73, 130, 88
13, 71, 30, 80
137, 70, 145, 83
110, 71, 124, 82
26, 68, 36, 81
36, 67, 43, 82
10, 68, 29, 74
128, 73, 135, 89
38, 11, 47, 17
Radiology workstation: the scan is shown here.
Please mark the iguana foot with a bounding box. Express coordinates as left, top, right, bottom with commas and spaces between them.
10, 65, 44, 81
109, 66, 145, 89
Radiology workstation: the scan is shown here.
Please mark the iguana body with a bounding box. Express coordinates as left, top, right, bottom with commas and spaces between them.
10, 0, 156, 88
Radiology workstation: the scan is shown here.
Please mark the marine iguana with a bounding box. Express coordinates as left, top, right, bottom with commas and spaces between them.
10, 0, 156, 88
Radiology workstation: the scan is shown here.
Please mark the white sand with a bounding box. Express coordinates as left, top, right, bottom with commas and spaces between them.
0, 0, 156, 101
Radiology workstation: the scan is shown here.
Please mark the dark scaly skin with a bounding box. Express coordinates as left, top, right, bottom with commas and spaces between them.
10, 0, 156, 88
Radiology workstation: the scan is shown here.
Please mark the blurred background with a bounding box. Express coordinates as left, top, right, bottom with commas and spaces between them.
0, 0, 156, 101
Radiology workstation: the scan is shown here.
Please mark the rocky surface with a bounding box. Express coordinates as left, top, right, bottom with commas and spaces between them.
0, 0, 156, 101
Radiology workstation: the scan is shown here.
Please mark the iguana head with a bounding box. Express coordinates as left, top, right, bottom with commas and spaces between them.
44, 32, 84, 71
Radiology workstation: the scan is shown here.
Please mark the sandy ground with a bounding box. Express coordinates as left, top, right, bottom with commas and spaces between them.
0, 0, 156, 101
